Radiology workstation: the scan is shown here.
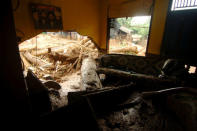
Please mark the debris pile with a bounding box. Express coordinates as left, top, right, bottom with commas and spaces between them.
19, 33, 101, 83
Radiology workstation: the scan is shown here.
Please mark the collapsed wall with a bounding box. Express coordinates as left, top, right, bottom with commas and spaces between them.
19, 32, 103, 110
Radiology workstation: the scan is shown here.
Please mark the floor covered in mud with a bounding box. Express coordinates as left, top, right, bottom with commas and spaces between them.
97, 92, 183, 131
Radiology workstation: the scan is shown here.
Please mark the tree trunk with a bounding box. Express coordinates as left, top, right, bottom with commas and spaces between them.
81, 58, 102, 90
110, 46, 138, 54
23, 51, 52, 67
96, 68, 178, 89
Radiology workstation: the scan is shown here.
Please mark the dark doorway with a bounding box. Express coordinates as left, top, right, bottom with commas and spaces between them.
161, 0, 197, 65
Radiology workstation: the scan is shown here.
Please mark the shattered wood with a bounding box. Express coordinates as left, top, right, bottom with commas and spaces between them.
19, 34, 102, 83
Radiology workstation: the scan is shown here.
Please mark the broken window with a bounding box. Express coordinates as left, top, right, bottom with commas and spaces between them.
108, 16, 151, 56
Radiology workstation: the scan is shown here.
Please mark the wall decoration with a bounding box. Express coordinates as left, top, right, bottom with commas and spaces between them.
30, 3, 63, 30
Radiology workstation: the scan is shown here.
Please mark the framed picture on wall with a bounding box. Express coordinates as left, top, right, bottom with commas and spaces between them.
30, 3, 63, 30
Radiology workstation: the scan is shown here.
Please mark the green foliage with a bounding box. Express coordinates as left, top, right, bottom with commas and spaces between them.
117, 18, 133, 29
117, 17, 151, 38
131, 26, 150, 38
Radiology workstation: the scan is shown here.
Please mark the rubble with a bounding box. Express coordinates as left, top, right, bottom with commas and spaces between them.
20, 35, 197, 131
19, 33, 102, 110
19, 33, 102, 83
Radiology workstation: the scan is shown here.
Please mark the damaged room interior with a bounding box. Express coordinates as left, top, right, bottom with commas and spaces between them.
1, 0, 197, 130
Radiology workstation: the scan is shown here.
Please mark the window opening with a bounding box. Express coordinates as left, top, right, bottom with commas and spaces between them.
171, 0, 197, 11
108, 16, 151, 56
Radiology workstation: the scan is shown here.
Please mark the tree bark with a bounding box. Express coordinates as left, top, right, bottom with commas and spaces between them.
20, 53, 31, 69
110, 46, 138, 54
79, 37, 90, 45
96, 68, 177, 88
81, 58, 102, 90
23, 51, 52, 67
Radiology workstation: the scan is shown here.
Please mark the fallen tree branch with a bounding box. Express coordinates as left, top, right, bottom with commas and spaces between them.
110, 46, 138, 54
79, 37, 91, 45
20, 53, 31, 69
142, 87, 197, 98
23, 51, 53, 69
76, 47, 83, 70
96, 68, 178, 88
67, 58, 79, 73
81, 58, 103, 90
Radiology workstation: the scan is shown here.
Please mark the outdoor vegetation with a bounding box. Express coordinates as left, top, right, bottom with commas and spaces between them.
117, 17, 151, 38
109, 16, 151, 56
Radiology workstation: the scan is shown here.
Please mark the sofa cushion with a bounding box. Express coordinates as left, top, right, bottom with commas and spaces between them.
98, 54, 166, 76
